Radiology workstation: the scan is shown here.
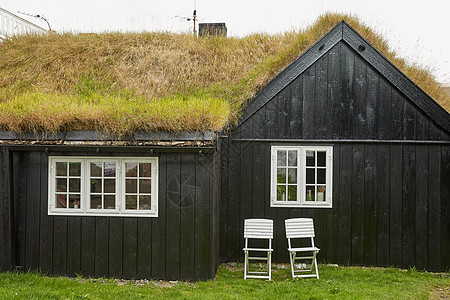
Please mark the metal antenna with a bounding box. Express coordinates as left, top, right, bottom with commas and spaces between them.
174, 0, 197, 36
17, 11, 52, 31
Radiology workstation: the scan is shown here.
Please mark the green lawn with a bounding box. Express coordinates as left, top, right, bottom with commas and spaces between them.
0, 264, 448, 299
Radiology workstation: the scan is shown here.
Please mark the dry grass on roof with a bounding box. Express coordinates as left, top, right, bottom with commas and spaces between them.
0, 12, 448, 135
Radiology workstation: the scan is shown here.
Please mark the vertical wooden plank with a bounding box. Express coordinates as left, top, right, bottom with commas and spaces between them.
39, 153, 53, 274
315, 54, 328, 139
328, 43, 341, 139
137, 218, 152, 279
366, 67, 379, 139
265, 89, 278, 139
165, 153, 180, 279
227, 142, 241, 260
377, 145, 390, 266
252, 143, 265, 218
364, 145, 377, 266
402, 145, 416, 268
240, 142, 253, 220
25, 152, 40, 271
94, 217, 109, 278
403, 101, 416, 140
389, 145, 402, 267
337, 144, 352, 265
80, 216, 95, 276
52, 216, 67, 275
108, 217, 123, 278
66, 217, 82, 276
340, 43, 354, 139
428, 146, 441, 271
152, 153, 166, 279
180, 154, 195, 280
415, 146, 428, 270
277, 87, 288, 139
122, 218, 138, 279
377, 78, 392, 140
302, 65, 315, 139
327, 144, 340, 263
13, 152, 27, 269
391, 90, 404, 140
0, 147, 12, 271
289, 75, 303, 137
351, 144, 365, 265
415, 111, 429, 140
219, 139, 229, 261
352, 53, 367, 139
195, 154, 213, 280
441, 146, 450, 271
264, 142, 278, 261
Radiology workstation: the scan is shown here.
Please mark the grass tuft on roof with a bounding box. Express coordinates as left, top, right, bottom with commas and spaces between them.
0, 12, 448, 135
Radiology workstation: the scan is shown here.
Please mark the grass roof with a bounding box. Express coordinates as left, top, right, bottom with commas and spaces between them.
0, 12, 448, 136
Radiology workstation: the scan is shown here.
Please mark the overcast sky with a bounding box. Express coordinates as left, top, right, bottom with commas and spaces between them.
2, 0, 449, 85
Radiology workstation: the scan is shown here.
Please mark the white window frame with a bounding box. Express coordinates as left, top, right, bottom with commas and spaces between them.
48, 156, 158, 217
270, 145, 333, 208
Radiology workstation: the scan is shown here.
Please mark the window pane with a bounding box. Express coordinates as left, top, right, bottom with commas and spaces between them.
104, 179, 116, 193
69, 162, 81, 176
56, 162, 67, 176
104, 195, 115, 209
277, 150, 286, 167
91, 179, 102, 193
104, 163, 116, 177
317, 186, 326, 201
69, 194, 80, 208
126, 163, 138, 177
126, 179, 137, 193
139, 179, 151, 194
317, 151, 326, 167
306, 151, 315, 166
140, 195, 151, 210
56, 194, 67, 208
90, 195, 102, 209
139, 163, 151, 177
277, 168, 286, 184
288, 168, 297, 184
288, 185, 297, 201
90, 162, 102, 177
69, 178, 80, 192
56, 178, 67, 192
317, 169, 326, 184
306, 186, 315, 201
126, 195, 137, 209
277, 185, 286, 201
306, 168, 315, 184
288, 151, 297, 166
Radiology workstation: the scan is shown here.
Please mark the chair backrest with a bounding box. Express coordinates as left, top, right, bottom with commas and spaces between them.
244, 219, 273, 239
285, 218, 315, 239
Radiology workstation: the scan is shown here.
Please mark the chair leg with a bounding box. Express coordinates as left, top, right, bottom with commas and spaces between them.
314, 256, 319, 279
268, 251, 272, 281
289, 251, 295, 278
244, 250, 248, 280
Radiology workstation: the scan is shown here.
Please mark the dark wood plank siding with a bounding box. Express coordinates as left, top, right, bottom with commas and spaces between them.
220, 141, 450, 272
234, 41, 450, 141
0, 147, 12, 271
3, 149, 217, 280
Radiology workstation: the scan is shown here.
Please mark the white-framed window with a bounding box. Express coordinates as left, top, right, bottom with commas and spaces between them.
48, 156, 158, 217
270, 146, 333, 208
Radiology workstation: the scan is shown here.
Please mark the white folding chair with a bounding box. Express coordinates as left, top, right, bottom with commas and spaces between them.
285, 218, 320, 279
243, 218, 273, 280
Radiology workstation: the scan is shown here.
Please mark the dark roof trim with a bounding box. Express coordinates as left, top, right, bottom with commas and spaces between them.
0, 130, 215, 142
238, 21, 450, 133
341, 24, 450, 132
240, 21, 343, 123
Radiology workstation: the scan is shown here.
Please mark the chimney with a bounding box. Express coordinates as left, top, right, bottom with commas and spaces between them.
198, 23, 227, 37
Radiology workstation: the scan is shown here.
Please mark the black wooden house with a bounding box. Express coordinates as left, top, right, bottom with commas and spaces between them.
0, 21, 449, 280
